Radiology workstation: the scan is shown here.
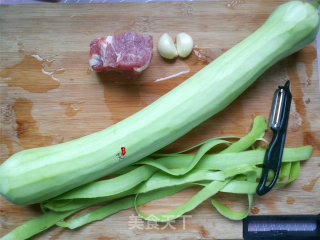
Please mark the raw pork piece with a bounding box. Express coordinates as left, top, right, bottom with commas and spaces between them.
89, 32, 153, 76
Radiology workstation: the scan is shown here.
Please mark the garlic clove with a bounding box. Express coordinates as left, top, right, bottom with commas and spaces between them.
176, 33, 193, 58
157, 33, 178, 60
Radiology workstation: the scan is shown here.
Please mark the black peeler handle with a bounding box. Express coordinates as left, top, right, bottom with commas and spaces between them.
256, 81, 292, 196
256, 128, 287, 195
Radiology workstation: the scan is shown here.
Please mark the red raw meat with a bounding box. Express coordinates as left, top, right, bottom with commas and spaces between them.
89, 32, 153, 76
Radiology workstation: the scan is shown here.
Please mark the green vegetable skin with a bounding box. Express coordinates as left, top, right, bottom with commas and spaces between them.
0, 1, 319, 206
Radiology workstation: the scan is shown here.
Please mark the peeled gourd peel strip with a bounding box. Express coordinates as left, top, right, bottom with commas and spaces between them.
51, 161, 301, 229
56, 184, 190, 229
133, 146, 309, 176
42, 187, 138, 212
52, 165, 157, 200
138, 116, 267, 174
211, 194, 253, 220
211, 161, 301, 220
60, 165, 293, 230
279, 162, 292, 179
3, 186, 191, 238
211, 163, 257, 220
135, 164, 258, 195
134, 165, 258, 222
155, 136, 239, 155
135, 179, 231, 222
133, 116, 295, 222
220, 115, 268, 154
134, 157, 295, 223
43, 164, 260, 212
275, 161, 300, 187
0, 210, 77, 240
137, 139, 231, 176
194, 146, 311, 171
155, 114, 267, 156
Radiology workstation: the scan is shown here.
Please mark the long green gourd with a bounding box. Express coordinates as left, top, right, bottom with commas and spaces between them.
0, 1, 319, 205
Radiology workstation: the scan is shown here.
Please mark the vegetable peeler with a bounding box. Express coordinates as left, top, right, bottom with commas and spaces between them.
256, 80, 292, 196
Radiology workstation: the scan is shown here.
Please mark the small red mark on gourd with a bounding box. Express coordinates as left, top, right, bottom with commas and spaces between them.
121, 147, 126, 156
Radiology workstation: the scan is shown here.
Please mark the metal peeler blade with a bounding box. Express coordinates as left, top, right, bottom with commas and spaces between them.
256, 80, 292, 196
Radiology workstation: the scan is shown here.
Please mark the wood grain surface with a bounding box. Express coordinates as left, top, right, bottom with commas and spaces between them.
0, 1, 319, 239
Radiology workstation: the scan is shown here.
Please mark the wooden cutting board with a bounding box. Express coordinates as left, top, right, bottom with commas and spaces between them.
0, 1, 319, 239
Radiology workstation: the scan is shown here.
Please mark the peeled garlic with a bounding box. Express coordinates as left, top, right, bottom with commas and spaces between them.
157, 33, 178, 60
176, 33, 193, 58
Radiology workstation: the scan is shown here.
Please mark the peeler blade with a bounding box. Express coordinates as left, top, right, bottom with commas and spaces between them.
269, 88, 284, 129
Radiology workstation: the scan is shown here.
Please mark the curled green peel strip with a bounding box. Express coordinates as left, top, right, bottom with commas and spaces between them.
135, 180, 230, 222
1, 116, 313, 239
